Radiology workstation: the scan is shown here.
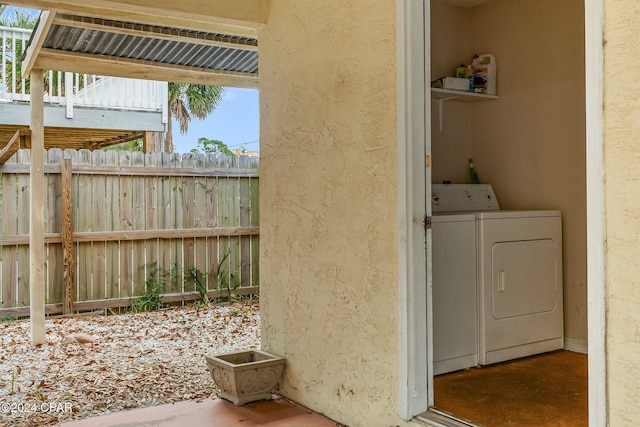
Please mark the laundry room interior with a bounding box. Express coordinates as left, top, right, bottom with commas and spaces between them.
427, 0, 587, 425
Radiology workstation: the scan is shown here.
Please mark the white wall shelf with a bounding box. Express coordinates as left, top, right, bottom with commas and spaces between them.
431, 87, 499, 101
431, 88, 499, 131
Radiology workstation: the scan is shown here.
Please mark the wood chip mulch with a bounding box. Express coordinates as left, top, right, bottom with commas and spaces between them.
0, 300, 260, 427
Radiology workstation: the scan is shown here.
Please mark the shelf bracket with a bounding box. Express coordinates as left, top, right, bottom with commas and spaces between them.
437, 96, 458, 132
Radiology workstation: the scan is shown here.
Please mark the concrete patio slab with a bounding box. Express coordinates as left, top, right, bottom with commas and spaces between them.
57, 395, 341, 427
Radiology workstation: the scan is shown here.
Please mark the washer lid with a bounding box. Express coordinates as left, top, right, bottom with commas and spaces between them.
432, 213, 476, 223
475, 209, 562, 219
432, 184, 500, 211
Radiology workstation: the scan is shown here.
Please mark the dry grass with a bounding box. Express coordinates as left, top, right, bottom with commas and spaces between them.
0, 300, 260, 427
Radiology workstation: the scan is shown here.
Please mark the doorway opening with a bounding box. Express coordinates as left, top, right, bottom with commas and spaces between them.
398, 0, 602, 425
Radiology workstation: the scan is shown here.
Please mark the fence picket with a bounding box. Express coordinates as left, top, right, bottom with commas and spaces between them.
158, 152, 172, 294
75, 150, 92, 302
228, 157, 241, 291
192, 154, 207, 294
46, 149, 64, 304
215, 154, 231, 292
91, 150, 107, 300
169, 153, 183, 293
182, 154, 195, 293
105, 150, 121, 299
249, 156, 260, 287
1, 151, 18, 308
205, 154, 219, 292
131, 151, 146, 296
16, 150, 30, 306
239, 155, 251, 290
144, 152, 159, 295
119, 151, 134, 298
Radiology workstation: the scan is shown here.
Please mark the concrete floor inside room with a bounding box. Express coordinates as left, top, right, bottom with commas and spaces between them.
433, 350, 588, 427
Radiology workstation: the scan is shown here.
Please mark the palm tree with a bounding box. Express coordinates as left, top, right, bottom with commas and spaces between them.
0, 7, 36, 29
166, 83, 224, 152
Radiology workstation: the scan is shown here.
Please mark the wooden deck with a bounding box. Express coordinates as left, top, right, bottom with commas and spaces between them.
0, 124, 144, 150
1, 24, 166, 150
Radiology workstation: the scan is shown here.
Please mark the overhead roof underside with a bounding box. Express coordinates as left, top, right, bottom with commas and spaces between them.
42, 15, 259, 76
25, 11, 259, 87
12, 10, 259, 150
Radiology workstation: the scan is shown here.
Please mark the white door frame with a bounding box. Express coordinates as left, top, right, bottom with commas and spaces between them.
397, 0, 429, 419
584, 0, 607, 425
396, 0, 607, 424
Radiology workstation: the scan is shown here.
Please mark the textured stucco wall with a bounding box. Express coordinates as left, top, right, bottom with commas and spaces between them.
259, 1, 413, 426
603, 0, 640, 423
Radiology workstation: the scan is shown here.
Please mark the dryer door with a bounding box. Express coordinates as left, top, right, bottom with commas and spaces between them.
492, 239, 558, 319
476, 215, 564, 365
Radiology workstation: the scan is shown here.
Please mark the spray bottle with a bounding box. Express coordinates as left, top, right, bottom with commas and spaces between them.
469, 159, 480, 184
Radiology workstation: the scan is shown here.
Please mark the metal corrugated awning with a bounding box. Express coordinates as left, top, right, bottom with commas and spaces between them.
23, 10, 259, 88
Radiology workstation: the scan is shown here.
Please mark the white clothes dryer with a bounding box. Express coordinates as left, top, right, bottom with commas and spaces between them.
431, 184, 564, 372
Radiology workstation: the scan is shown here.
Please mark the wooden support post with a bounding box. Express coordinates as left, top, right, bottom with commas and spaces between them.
143, 131, 156, 153
20, 131, 32, 149
61, 157, 74, 314
30, 69, 46, 345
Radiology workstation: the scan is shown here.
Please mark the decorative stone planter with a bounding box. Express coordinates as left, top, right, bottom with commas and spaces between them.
205, 349, 285, 405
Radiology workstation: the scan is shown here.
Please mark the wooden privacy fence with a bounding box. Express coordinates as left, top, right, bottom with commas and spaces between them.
0, 149, 259, 317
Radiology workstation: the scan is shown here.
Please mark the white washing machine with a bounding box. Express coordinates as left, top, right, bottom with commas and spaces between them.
432, 213, 477, 375
431, 184, 564, 373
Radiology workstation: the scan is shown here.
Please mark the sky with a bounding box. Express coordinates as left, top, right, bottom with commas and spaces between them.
172, 87, 260, 154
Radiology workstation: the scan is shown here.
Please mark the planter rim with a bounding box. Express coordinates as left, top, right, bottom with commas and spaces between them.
207, 349, 284, 369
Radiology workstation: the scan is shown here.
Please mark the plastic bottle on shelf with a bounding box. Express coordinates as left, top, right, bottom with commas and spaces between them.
471, 53, 497, 95
464, 64, 475, 92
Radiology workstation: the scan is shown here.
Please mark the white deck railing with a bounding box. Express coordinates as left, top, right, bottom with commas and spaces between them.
1, 25, 168, 119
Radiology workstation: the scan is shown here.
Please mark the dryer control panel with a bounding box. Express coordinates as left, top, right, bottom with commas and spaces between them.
432, 184, 500, 212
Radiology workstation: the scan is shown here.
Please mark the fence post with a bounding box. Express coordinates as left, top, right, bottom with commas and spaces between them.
61, 157, 75, 314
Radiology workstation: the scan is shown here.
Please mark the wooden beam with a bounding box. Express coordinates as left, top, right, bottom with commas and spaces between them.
143, 131, 156, 152
0, 226, 260, 246
61, 158, 74, 315
22, 11, 57, 76
29, 69, 46, 345
53, 14, 258, 52
71, 226, 260, 242
20, 131, 31, 149
0, 128, 31, 165
5, 0, 264, 37
0, 163, 260, 178
0, 104, 165, 133
0, 286, 260, 318
35, 48, 259, 89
